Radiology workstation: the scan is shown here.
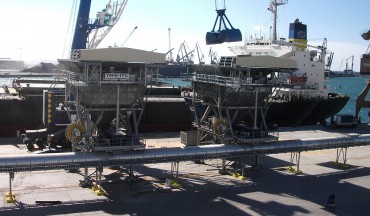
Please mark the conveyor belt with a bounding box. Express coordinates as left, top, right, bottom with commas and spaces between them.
1, 134, 370, 172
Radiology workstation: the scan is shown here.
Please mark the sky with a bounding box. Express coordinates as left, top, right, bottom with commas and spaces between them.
1, 0, 369, 72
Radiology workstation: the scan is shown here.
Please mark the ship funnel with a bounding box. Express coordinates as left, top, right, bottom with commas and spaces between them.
206, 9, 242, 45
288, 19, 307, 49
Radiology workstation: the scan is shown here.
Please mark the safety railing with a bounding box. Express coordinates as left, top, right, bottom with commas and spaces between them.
94, 137, 145, 151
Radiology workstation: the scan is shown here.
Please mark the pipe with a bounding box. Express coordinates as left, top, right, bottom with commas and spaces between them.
0, 134, 370, 172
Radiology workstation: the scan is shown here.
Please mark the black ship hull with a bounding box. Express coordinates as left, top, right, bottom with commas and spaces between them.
0, 96, 43, 137
0, 91, 348, 137
265, 96, 350, 127
0, 90, 193, 137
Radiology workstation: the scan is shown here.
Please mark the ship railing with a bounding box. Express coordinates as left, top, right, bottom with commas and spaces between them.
94, 137, 146, 151
59, 69, 151, 86
195, 74, 250, 86
235, 130, 279, 140
58, 70, 82, 83
146, 94, 182, 98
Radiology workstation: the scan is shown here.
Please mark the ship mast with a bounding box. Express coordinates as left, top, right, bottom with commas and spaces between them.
268, 0, 288, 41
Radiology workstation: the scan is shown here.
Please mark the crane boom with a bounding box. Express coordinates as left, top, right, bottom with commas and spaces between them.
88, 0, 128, 49
121, 26, 138, 47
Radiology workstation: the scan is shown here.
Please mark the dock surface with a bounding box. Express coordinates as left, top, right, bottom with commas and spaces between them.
1, 124, 370, 215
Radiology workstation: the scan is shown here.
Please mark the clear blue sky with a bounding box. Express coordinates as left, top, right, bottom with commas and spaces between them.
1, 0, 369, 71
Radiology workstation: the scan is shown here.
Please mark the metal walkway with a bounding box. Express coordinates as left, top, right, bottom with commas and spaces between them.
1, 134, 370, 173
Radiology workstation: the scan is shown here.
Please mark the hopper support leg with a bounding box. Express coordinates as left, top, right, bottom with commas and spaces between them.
252, 155, 262, 169
289, 152, 302, 174
219, 158, 228, 175
6, 172, 15, 203
170, 161, 180, 179
124, 165, 139, 182
92, 167, 105, 196
335, 147, 348, 168
79, 167, 92, 188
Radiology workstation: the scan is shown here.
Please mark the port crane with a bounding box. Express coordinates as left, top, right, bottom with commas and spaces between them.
208, 47, 220, 64
71, 0, 128, 51
344, 55, 354, 73
325, 52, 334, 71
339, 55, 354, 73
89, 0, 128, 49
194, 42, 205, 64
176, 41, 195, 64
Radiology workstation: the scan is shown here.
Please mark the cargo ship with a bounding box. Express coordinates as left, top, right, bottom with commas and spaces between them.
189, 0, 349, 127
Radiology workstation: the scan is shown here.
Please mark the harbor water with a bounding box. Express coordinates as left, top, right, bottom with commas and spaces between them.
329, 76, 370, 123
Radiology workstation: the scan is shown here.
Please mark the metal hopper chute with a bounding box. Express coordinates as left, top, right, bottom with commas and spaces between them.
206, 0, 242, 45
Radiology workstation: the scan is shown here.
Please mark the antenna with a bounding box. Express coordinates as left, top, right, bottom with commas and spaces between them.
267, 0, 288, 41
167, 28, 173, 62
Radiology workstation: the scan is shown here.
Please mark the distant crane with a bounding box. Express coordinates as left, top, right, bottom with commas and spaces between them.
325, 52, 334, 71
176, 41, 194, 64
344, 55, 354, 74
194, 42, 205, 64
209, 47, 220, 65
121, 26, 138, 47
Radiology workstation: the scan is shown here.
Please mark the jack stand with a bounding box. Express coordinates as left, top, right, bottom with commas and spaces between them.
170, 161, 180, 179
335, 147, 349, 169
289, 152, 302, 175
6, 172, 15, 203
92, 167, 105, 196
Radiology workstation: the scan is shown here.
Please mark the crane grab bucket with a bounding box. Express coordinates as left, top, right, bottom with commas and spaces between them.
206, 9, 242, 45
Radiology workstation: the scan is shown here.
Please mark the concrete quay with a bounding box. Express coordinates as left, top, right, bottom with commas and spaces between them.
0, 125, 370, 215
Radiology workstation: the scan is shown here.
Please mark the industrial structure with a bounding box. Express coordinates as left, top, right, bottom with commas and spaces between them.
2, 0, 366, 206
187, 55, 296, 146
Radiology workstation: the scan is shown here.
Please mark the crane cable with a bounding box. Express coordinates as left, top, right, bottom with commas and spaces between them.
62, 0, 78, 59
